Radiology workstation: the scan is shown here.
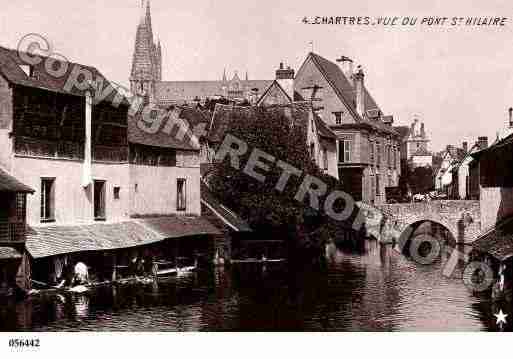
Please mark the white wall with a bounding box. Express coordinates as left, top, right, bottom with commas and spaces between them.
12, 157, 130, 225
129, 150, 201, 216
480, 186, 513, 231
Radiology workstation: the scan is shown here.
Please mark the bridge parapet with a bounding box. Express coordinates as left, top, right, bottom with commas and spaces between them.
358, 200, 481, 244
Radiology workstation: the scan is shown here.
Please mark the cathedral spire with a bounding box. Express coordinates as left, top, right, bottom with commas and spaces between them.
130, 0, 159, 102
145, 0, 152, 30
222, 68, 227, 82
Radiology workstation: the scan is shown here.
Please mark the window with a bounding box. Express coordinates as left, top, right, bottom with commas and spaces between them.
94, 180, 106, 220
113, 186, 121, 200
40, 178, 55, 222
387, 145, 392, 167
322, 148, 328, 170
310, 143, 315, 159
177, 179, 186, 211
339, 140, 352, 163
393, 146, 397, 168
16, 193, 26, 222
370, 175, 375, 201
376, 142, 381, 165
333, 112, 342, 125
369, 141, 374, 163
376, 175, 380, 196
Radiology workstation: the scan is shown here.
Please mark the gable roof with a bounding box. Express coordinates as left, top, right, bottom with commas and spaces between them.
127, 110, 200, 151
299, 52, 398, 137
256, 80, 292, 105
0, 167, 34, 193
0, 46, 126, 106
307, 53, 380, 112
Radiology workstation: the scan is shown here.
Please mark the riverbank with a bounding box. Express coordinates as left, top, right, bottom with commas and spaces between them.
1, 242, 504, 331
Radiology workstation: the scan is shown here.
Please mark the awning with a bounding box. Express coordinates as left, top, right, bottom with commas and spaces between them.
200, 181, 252, 232
26, 216, 221, 259
136, 215, 221, 238
0, 167, 34, 193
473, 216, 513, 261
0, 247, 23, 260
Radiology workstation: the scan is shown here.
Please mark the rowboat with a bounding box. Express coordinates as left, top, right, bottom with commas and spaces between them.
230, 258, 286, 264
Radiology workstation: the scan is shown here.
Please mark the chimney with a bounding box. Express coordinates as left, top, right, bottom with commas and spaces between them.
462, 141, 468, 153
354, 66, 365, 117
477, 136, 488, 150
336, 56, 354, 85
509, 107, 513, 128
250, 87, 259, 105
383, 115, 394, 126
276, 62, 295, 101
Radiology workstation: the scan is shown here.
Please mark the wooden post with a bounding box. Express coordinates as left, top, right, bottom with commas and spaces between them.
111, 254, 117, 282
152, 256, 158, 280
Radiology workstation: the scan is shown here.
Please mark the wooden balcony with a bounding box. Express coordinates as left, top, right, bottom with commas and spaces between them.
14, 136, 84, 160
93, 144, 128, 163
0, 221, 26, 245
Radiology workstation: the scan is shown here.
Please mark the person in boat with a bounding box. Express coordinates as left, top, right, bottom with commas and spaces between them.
73, 262, 89, 285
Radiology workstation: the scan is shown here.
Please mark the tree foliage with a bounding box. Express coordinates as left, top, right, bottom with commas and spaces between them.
209, 106, 359, 252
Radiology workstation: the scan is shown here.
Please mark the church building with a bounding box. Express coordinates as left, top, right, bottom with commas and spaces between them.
129, 1, 272, 106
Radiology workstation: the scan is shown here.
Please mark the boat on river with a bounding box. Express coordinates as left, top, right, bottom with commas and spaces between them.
153, 257, 197, 277
229, 258, 286, 264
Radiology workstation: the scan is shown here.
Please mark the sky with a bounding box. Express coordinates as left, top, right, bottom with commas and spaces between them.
1, 0, 513, 151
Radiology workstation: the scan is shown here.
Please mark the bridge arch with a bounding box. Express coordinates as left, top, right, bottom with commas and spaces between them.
374, 200, 481, 245
396, 218, 457, 257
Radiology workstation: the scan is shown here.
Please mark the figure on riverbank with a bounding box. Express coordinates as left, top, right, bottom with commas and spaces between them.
74, 262, 89, 285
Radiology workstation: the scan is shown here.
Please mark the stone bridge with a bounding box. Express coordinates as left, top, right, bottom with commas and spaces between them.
358, 200, 481, 245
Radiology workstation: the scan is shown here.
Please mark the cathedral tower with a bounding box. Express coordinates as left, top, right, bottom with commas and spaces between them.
130, 0, 162, 104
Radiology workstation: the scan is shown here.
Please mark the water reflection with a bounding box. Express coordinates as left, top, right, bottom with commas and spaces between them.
0, 241, 510, 331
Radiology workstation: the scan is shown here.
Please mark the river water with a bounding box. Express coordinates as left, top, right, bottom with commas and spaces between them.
0, 240, 509, 331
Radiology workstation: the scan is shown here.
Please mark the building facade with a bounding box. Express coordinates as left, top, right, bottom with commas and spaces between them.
256, 63, 338, 179
0, 168, 33, 294
397, 117, 433, 168
129, 1, 272, 106
293, 52, 401, 204
434, 145, 466, 193
0, 45, 216, 287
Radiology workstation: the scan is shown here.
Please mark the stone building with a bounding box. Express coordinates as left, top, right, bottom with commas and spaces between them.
256, 63, 338, 179
471, 133, 513, 290
129, 1, 272, 106
395, 117, 432, 168
0, 168, 33, 294
0, 45, 218, 287
450, 137, 488, 200
434, 144, 466, 193
293, 52, 401, 204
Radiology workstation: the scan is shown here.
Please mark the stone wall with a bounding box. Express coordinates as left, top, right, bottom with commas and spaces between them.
365, 200, 481, 244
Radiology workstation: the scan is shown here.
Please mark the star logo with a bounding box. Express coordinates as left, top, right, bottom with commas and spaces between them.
494, 309, 508, 325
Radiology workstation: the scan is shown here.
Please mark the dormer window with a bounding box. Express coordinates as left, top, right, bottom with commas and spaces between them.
20, 64, 34, 78
333, 111, 342, 125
